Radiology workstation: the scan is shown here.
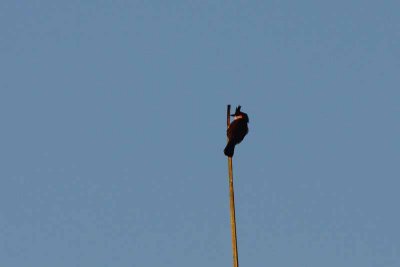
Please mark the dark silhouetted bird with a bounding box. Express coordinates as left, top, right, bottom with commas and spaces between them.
224, 106, 249, 157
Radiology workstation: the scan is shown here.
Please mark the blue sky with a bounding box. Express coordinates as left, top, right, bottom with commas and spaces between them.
1, 1, 399, 266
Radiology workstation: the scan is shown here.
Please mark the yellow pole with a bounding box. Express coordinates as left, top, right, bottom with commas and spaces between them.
227, 105, 239, 267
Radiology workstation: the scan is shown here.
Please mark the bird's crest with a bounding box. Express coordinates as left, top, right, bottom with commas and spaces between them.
231, 105, 242, 116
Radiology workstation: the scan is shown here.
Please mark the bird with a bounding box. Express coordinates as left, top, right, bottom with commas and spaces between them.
224, 105, 249, 157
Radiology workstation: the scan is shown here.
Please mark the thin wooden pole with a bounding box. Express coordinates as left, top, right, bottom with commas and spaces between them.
227, 105, 239, 267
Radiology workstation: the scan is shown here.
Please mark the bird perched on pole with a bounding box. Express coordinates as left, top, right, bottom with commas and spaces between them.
224, 105, 249, 157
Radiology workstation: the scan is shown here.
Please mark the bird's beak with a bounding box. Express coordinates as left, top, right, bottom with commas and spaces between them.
230, 114, 235, 117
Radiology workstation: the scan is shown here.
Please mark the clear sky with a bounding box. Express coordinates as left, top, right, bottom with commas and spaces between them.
1, 1, 399, 266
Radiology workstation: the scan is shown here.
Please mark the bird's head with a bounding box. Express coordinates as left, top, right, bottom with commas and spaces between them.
231, 105, 249, 123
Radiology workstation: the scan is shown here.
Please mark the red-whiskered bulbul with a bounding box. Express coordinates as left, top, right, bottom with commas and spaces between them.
224, 105, 249, 157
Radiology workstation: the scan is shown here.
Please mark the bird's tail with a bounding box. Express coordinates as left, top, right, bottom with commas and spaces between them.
224, 140, 235, 157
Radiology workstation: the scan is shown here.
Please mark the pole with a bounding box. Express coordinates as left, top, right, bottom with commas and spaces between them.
227, 105, 239, 267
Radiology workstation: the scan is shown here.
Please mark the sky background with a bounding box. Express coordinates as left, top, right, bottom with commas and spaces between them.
1, 1, 399, 266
